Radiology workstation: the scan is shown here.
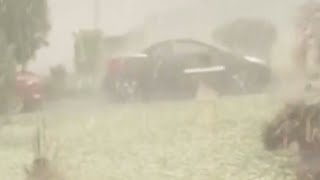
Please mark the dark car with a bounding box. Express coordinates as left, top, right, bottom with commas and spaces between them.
103, 39, 271, 101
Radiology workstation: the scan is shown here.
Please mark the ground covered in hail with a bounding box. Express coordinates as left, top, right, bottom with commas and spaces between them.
0, 95, 297, 180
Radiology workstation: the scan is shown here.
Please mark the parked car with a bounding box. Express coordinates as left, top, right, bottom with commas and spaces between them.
103, 39, 271, 101
15, 70, 44, 112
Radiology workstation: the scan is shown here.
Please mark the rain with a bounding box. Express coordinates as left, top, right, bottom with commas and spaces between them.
0, 0, 319, 180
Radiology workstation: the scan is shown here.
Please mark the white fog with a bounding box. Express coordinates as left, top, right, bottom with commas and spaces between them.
29, 0, 304, 74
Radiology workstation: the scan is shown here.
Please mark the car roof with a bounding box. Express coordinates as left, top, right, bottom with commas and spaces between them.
143, 38, 267, 66
143, 38, 233, 54
110, 53, 148, 59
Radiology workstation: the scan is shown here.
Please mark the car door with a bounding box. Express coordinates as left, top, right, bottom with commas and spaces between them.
141, 41, 177, 97
153, 41, 214, 96
170, 41, 229, 91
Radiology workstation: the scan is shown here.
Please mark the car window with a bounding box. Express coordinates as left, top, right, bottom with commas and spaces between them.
172, 41, 211, 55
147, 42, 174, 57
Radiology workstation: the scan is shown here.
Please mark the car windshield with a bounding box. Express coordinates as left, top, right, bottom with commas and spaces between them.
0, 0, 316, 180
171, 41, 212, 55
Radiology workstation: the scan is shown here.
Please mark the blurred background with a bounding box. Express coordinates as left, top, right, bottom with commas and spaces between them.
29, 0, 305, 74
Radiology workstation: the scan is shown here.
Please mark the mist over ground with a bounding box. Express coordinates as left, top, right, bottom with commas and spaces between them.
29, 0, 305, 74
2, 1, 317, 179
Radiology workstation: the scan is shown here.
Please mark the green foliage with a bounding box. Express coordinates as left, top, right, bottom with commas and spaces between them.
0, 0, 50, 65
45, 64, 68, 99
73, 30, 103, 75
0, 0, 49, 113
0, 29, 16, 113
213, 18, 277, 61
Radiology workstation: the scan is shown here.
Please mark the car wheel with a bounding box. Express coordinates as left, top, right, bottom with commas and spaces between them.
232, 72, 249, 94
180, 76, 199, 99
112, 79, 139, 102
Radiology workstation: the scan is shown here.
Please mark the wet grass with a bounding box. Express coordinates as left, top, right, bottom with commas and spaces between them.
0, 95, 296, 180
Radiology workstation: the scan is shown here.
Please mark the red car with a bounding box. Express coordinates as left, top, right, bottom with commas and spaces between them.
15, 71, 43, 112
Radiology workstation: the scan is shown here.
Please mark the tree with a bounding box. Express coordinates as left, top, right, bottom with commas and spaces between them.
0, 0, 50, 66
0, 0, 50, 113
73, 29, 103, 75
293, 0, 320, 73
45, 64, 68, 99
0, 29, 16, 113
212, 18, 277, 63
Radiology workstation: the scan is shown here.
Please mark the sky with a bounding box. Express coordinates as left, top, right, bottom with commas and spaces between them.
28, 0, 306, 74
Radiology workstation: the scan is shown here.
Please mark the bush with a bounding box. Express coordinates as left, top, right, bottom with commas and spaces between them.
44, 64, 68, 100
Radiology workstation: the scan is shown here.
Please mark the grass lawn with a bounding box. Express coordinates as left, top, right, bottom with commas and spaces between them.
0, 95, 297, 180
